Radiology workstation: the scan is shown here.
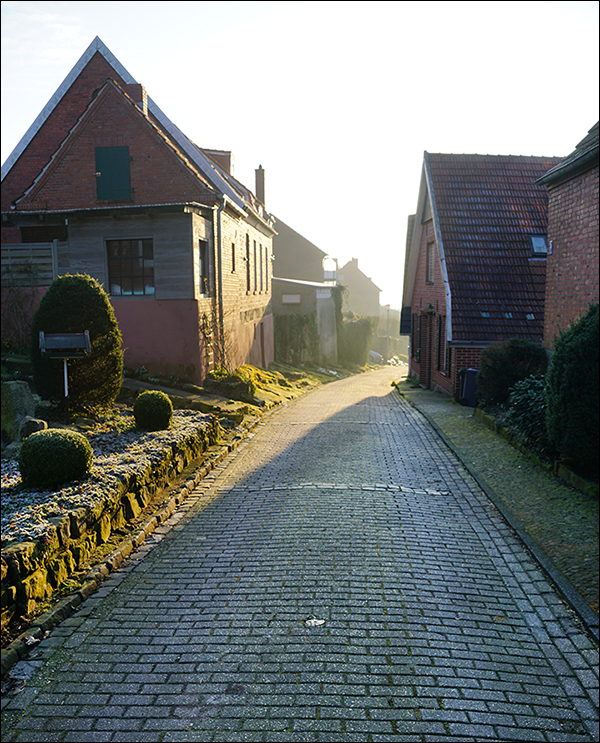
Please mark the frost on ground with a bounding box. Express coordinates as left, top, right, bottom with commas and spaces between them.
1, 411, 214, 547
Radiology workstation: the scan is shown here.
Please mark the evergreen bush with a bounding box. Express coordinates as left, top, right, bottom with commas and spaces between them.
134, 390, 173, 431
338, 315, 375, 366
31, 274, 123, 412
476, 338, 547, 409
19, 428, 93, 489
545, 304, 599, 478
506, 375, 553, 457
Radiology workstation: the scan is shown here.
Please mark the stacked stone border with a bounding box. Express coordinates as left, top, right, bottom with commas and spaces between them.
473, 408, 599, 499
1, 416, 259, 677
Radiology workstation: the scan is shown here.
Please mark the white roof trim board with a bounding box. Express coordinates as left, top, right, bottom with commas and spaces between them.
1, 37, 247, 212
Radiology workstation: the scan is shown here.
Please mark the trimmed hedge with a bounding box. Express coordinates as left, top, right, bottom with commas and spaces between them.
134, 390, 173, 431
31, 274, 123, 412
545, 304, 599, 478
19, 428, 93, 489
476, 338, 547, 409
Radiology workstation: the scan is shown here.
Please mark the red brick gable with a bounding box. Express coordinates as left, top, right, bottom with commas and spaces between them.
427, 153, 562, 342
1, 52, 130, 210
15, 80, 217, 211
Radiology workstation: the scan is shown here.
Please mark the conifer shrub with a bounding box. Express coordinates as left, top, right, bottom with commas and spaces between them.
545, 304, 599, 478
19, 428, 93, 489
506, 375, 553, 457
31, 274, 123, 412
476, 338, 547, 409
134, 390, 173, 431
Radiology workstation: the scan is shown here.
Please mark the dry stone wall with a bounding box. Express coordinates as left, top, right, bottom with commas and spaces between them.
1, 416, 219, 629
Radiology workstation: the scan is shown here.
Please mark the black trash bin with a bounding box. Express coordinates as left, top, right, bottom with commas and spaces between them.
458, 368, 478, 407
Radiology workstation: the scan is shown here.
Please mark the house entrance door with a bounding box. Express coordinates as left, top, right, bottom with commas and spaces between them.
418, 310, 435, 389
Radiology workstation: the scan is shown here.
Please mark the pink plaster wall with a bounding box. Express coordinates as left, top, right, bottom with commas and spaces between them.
111, 298, 205, 382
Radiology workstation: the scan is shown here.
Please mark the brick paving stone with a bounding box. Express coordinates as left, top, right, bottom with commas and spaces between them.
1, 368, 598, 741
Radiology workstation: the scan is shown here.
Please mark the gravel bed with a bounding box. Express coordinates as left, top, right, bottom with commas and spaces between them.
1, 411, 214, 547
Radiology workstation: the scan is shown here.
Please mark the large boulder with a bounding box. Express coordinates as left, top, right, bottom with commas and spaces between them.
1, 381, 36, 442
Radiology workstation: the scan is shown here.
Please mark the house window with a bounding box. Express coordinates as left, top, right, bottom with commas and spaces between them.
107, 238, 154, 296
412, 313, 421, 362
426, 243, 435, 284
259, 244, 264, 292
253, 240, 257, 292
95, 146, 131, 201
199, 239, 210, 295
265, 249, 269, 291
481, 311, 490, 318
20, 225, 68, 243
436, 315, 447, 372
231, 242, 236, 273
246, 235, 251, 291
530, 236, 547, 255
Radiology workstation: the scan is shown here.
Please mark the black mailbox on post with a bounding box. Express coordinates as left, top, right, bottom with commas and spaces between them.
39, 331, 91, 419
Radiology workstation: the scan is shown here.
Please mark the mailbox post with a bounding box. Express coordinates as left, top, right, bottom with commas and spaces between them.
39, 331, 91, 421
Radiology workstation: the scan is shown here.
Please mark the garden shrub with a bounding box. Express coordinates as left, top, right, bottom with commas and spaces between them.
338, 315, 375, 366
476, 338, 547, 409
545, 304, 599, 478
203, 368, 257, 402
19, 428, 93, 489
506, 375, 553, 457
134, 390, 173, 431
31, 274, 123, 412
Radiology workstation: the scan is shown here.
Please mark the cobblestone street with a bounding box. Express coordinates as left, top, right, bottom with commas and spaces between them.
1, 367, 598, 742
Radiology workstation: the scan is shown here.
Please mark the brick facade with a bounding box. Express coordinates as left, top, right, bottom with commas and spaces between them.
1, 39, 275, 382
543, 164, 599, 349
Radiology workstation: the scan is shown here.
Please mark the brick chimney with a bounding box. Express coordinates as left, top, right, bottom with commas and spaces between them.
204, 149, 234, 175
255, 164, 265, 204
123, 83, 148, 117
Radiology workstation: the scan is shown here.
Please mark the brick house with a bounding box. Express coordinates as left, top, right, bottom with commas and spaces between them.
338, 258, 381, 319
401, 152, 562, 399
537, 122, 599, 351
1, 37, 275, 382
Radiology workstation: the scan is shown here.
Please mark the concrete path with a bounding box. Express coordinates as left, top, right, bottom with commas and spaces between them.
1, 368, 598, 742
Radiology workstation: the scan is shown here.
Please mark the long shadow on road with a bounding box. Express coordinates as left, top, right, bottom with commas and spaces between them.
2, 371, 598, 742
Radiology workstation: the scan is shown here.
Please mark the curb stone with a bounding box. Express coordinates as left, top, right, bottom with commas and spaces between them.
395, 387, 599, 644
1, 417, 260, 678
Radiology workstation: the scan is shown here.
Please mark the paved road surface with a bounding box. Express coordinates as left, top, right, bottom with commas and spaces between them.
1, 368, 598, 742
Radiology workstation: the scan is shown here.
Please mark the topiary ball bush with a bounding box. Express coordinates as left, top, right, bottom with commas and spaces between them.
19, 428, 93, 489
545, 304, 599, 478
476, 337, 548, 409
31, 274, 123, 413
134, 390, 173, 431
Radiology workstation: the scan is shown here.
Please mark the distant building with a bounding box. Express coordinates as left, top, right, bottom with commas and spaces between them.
271, 217, 337, 364
338, 258, 381, 319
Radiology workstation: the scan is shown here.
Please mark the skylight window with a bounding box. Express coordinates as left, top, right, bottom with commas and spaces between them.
530, 236, 547, 255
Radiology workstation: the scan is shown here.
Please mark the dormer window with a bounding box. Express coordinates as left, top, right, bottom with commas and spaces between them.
530, 236, 547, 255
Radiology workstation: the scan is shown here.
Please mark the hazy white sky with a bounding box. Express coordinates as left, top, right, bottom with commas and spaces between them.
2, 0, 599, 307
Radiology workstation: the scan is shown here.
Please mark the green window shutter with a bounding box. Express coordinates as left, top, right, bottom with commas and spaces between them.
95, 146, 131, 201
